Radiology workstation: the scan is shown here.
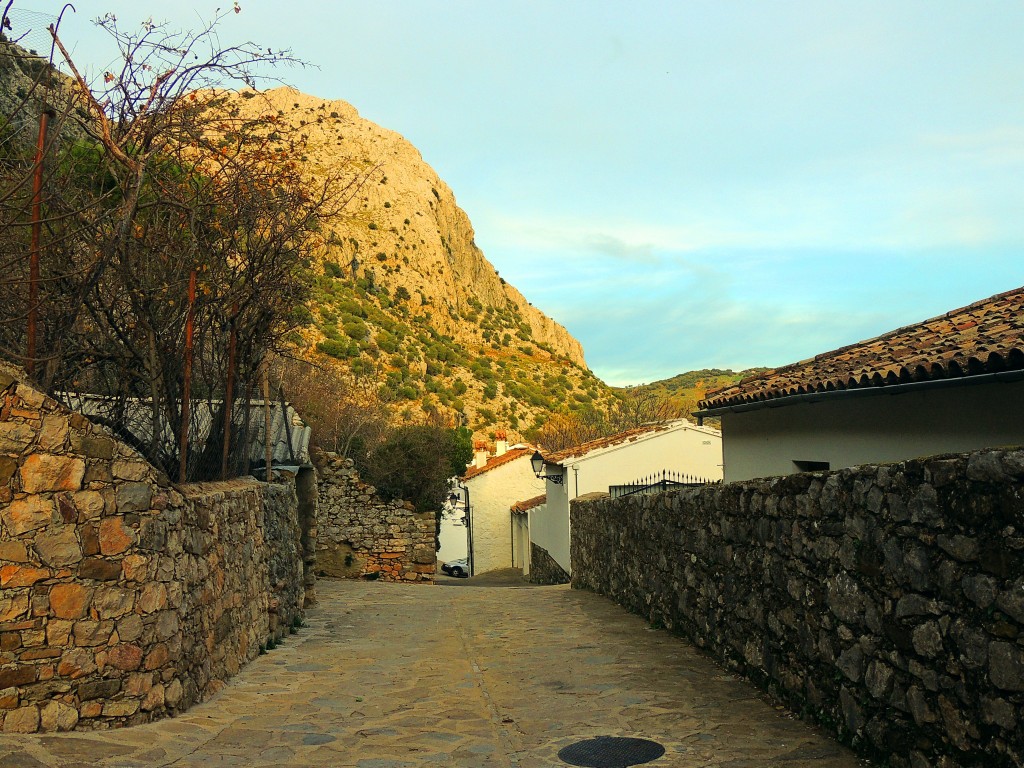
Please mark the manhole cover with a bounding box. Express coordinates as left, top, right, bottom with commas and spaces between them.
558, 736, 665, 768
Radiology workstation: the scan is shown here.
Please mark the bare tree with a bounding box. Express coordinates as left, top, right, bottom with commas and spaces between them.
0, 7, 369, 479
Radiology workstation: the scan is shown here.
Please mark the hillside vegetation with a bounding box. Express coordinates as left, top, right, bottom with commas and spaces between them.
221, 88, 616, 442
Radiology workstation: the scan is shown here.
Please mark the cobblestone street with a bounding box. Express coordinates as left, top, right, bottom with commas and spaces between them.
0, 578, 864, 767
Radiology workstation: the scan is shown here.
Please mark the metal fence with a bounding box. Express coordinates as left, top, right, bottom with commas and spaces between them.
609, 470, 721, 499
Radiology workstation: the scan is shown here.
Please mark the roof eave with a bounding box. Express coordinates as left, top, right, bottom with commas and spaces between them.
695, 368, 1024, 418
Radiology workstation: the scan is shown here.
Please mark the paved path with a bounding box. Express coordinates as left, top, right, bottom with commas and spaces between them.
1, 579, 865, 767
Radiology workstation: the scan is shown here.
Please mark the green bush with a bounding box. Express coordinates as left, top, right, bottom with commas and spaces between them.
359, 426, 472, 512
316, 340, 350, 359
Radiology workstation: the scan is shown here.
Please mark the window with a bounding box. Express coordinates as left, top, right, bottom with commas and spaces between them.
793, 460, 830, 473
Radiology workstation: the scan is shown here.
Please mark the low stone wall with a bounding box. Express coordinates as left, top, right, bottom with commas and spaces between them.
572, 448, 1024, 767
0, 366, 307, 732
315, 452, 435, 582
528, 542, 569, 585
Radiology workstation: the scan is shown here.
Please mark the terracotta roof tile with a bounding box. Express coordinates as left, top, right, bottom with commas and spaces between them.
510, 494, 546, 513
543, 422, 676, 464
462, 447, 533, 481
700, 286, 1024, 410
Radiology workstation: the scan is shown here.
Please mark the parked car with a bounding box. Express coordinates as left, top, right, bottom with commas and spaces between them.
440, 558, 469, 578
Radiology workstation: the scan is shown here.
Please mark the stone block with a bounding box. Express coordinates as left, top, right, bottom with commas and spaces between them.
137, 582, 167, 615
48, 583, 92, 620
20, 454, 85, 493
80, 524, 100, 557
71, 432, 114, 460
116, 482, 153, 513
0, 666, 35, 689
0, 540, 29, 563
165, 678, 183, 707
0, 565, 51, 588
3, 704, 39, 733
0, 456, 16, 486
112, 461, 150, 482
117, 614, 144, 643
71, 490, 104, 520
2, 497, 55, 535
911, 621, 943, 658
79, 557, 122, 581
0, 423, 35, 454
72, 619, 114, 647
38, 416, 68, 451
99, 517, 134, 555
57, 648, 96, 679
106, 644, 144, 671
989, 642, 1024, 691
33, 526, 83, 568
121, 554, 149, 581
94, 587, 134, 619
39, 700, 78, 731
0, 686, 17, 709
144, 642, 169, 670
141, 682, 165, 711
45, 619, 72, 646
0, 593, 28, 623
77, 678, 120, 700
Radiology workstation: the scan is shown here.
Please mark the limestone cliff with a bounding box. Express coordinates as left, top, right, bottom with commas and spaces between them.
234, 88, 583, 365
224, 87, 606, 439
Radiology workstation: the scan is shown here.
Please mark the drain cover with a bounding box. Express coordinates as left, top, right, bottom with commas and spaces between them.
558, 736, 665, 768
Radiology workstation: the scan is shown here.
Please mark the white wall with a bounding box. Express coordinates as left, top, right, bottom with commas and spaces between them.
721, 380, 1024, 482
464, 457, 545, 574
537, 423, 723, 574
531, 487, 570, 572
437, 505, 467, 566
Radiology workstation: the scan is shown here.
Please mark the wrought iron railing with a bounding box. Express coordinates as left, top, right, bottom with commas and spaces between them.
609, 470, 720, 499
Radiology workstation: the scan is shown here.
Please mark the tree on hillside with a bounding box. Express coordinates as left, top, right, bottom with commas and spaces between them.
277, 355, 392, 459
360, 423, 473, 512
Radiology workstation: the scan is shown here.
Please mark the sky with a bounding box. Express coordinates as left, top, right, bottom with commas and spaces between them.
21, 1, 1024, 385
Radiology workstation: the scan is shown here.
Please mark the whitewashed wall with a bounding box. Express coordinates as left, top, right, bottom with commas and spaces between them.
720, 379, 1024, 482
540, 423, 723, 574
464, 456, 544, 574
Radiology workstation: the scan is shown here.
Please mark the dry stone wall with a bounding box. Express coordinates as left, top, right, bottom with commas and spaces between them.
528, 542, 569, 585
315, 452, 435, 582
0, 366, 307, 732
572, 448, 1024, 767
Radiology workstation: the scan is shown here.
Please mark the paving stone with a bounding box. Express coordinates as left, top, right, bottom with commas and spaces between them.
0, 579, 861, 766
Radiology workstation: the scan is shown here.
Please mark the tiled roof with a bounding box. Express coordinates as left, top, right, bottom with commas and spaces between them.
700, 286, 1024, 411
462, 447, 533, 481
510, 494, 546, 513
543, 422, 675, 464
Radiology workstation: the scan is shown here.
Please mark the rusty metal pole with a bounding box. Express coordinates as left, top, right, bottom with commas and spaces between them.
262, 362, 272, 483
178, 270, 197, 484
26, 109, 54, 376
220, 300, 239, 480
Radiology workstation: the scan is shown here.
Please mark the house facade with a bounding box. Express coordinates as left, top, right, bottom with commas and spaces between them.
697, 287, 1024, 483
452, 443, 545, 576
533, 419, 723, 579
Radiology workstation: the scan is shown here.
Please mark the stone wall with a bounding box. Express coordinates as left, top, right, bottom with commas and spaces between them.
315, 452, 435, 582
571, 448, 1024, 767
0, 366, 308, 732
528, 542, 569, 585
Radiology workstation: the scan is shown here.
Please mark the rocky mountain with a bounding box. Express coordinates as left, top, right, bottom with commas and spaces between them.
224, 87, 612, 440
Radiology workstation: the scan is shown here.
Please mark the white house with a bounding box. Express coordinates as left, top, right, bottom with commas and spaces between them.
449, 440, 545, 576
696, 286, 1024, 483
510, 493, 545, 577
532, 419, 723, 580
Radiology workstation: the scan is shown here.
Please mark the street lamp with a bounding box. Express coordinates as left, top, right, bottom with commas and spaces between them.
530, 450, 564, 484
